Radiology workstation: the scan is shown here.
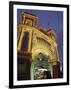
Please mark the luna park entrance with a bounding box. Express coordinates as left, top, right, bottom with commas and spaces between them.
31, 53, 53, 80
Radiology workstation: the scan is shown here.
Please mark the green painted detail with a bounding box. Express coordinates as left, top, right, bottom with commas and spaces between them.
30, 61, 35, 80
48, 63, 53, 78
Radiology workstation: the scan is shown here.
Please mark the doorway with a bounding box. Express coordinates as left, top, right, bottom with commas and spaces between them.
31, 53, 53, 80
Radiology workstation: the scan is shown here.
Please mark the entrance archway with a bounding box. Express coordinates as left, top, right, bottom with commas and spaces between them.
31, 51, 53, 80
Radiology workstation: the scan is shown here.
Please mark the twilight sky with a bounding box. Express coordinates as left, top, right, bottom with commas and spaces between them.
17, 9, 63, 65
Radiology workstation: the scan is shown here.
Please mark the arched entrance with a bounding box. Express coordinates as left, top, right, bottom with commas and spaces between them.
31, 51, 53, 80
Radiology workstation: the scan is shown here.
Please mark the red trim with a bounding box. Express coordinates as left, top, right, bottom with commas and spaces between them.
53, 64, 59, 78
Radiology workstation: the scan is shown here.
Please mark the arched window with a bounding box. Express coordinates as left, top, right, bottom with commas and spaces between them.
21, 32, 29, 51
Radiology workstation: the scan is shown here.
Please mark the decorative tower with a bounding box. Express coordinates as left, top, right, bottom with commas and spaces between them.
17, 13, 38, 80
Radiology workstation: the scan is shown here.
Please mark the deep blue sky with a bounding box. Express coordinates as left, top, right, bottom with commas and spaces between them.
17, 9, 63, 65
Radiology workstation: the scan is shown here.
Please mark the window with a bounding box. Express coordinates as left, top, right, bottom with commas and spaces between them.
25, 19, 33, 26
21, 32, 29, 51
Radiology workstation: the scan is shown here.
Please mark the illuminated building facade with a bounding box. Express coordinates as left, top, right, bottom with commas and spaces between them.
17, 13, 61, 80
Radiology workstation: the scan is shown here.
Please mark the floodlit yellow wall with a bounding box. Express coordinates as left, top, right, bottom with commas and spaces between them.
17, 24, 59, 65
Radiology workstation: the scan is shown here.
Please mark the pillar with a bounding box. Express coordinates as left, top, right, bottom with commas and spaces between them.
30, 61, 35, 80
